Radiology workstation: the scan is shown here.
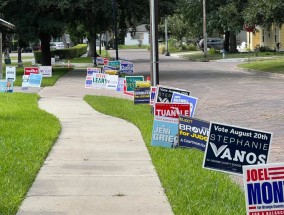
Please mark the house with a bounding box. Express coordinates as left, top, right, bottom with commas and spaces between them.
248, 24, 284, 51
124, 24, 150, 46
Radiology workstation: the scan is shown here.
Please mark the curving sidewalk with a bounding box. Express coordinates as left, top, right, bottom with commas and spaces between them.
17, 69, 173, 215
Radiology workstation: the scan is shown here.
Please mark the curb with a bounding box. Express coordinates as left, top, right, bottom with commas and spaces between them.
235, 66, 284, 79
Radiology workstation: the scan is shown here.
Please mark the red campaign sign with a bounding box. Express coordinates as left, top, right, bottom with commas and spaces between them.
24, 67, 39, 75
155, 103, 190, 118
103, 58, 109, 65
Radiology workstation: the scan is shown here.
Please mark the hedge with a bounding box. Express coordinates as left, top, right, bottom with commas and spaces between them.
34, 44, 87, 63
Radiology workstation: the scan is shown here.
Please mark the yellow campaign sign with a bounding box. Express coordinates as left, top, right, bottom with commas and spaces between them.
105, 70, 119, 75
135, 81, 151, 88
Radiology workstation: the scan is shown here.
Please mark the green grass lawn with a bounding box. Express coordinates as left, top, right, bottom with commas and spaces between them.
0, 93, 61, 214
237, 59, 284, 74
2, 66, 73, 87
84, 95, 246, 215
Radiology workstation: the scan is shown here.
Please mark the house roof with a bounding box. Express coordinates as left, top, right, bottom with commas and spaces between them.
0, 18, 15, 32
136, 24, 148, 32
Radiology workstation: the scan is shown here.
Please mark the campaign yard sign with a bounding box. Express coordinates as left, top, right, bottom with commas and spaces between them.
21, 75, 29, 90
96, 57, 104, 65
87, 67, 101, 76
155, 85, 190, 103
106, 75, 119, 90
134, 87, 150, 104
29, 73, 42, 87
108, 61, 121, 70
172, 92, 198, 117
102, 66, 116, 73
151, 116, 179, 148
85, 76, 93, 88
203, 122, 272, 175
135, 81, 151, 88
178, 116, 209, 151
243, 163, 284, 215
0, 80, 7, 92
120, 61, 134, 73
116, 78, 125, 92
93, 73, 108, 88
150, 86, 157, 106
6, 67, 16, 81
123, 79, 134, 96
24, 67, 39, 75
105, 70, 119, 75
155, 103, 191, 119
125, 76, 144, 92
39, 66, 52, 77
103, 58, 109, 65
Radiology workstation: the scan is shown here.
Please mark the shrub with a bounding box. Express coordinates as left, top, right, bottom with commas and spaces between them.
208, 48, 218, 55
159, 44, 166, 54
34, 44, 88, 64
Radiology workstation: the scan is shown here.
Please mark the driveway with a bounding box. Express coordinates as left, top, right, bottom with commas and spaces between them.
111, 49, 284, 165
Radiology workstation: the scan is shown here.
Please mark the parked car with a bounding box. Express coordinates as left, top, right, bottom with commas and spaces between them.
50, 42, 65, 49
198, 38, 224, 50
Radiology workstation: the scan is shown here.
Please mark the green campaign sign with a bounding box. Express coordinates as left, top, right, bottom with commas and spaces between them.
108, 61, 121, 69
125, 76, 144, 92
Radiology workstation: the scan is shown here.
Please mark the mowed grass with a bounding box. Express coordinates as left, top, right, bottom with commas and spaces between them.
0, 93, 61, 214
2, 66, 73, 87
238, 59, 284, 74
84, 95, 246, 215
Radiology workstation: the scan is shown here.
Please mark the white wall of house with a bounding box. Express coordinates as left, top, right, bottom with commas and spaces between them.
125, 32, 149, 46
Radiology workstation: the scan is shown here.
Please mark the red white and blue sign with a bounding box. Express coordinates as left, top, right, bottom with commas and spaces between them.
243, 163, 284, 215
155, 103, 190, 119
203, 122, 272, 175
155, 85, 190, 103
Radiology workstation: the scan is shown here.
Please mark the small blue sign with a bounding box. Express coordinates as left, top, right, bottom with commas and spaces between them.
134, 87, 150, 104
172, 92, 198, 116
121, 61, 134, 73
29, 74, 42, 87
116, 78, 125, 92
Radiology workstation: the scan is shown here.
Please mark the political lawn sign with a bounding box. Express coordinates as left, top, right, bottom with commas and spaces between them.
154, 103, 191, 119
125, 76, 144, 92
0, 80, 7, 92
108, 61, 121, 70
6, 67, 16, 81
172, 92, 198, 117
39, 66, 52, 77
134, 87, 150, 104
24, 67, 39, 75
106, 75, 119, 90
243, 163, 284, 215
93, 73, 108, 88
150, 86, 157, 106
116, 78, 125, 92
120, 61, 134, 73
87, 67, 101, 76
151, 116, 179, 148
203, 122, 272, 175
102, 66, 116, 73
178, 116, 209, 151
28, 74, 42, 87
96, 57, 104, 65
155, 85, 190, 103
85, 76, 93, 88
21, 75, 29, 90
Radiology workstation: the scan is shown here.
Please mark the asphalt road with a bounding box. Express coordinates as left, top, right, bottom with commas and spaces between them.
110, 49, 284, 165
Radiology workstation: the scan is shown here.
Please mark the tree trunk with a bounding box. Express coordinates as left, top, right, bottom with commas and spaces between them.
224, 31, 230, 52
39, 32, 51, 66
229, 32, 237, 52
17, 46, 22, 63
87, 33, 99, 64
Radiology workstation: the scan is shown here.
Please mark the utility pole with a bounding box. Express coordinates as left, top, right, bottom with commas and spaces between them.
203, 0, 207, 58
112, 0, 119, 60
0, 32, 2, 79
165, 17, 170, 56
150, 0, 159, 86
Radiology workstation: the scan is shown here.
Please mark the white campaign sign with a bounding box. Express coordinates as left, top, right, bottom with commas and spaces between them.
6, 67, 16, 81
39, 66, 52, 77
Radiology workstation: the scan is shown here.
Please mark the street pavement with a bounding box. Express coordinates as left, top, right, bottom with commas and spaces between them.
16, 49, 284, 214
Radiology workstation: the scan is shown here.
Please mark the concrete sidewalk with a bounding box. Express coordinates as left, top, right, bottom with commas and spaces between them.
17, 70, 173, 215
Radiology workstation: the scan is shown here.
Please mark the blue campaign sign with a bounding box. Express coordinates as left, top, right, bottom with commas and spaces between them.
29, 74, 43, 87
155, 85, 190, 103
134, 87, 150, 104
172, 92, 198, 117
203, 122, 272, 175
178, 116, 209, 151
103, 66, 116, 73
120, 61, 134, 74
116, 78, 125, 92
151, 116, 179, 148
0, 80, 7, 92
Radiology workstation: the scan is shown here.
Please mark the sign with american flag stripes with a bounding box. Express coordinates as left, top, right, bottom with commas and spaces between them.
243, 163, 284, 215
